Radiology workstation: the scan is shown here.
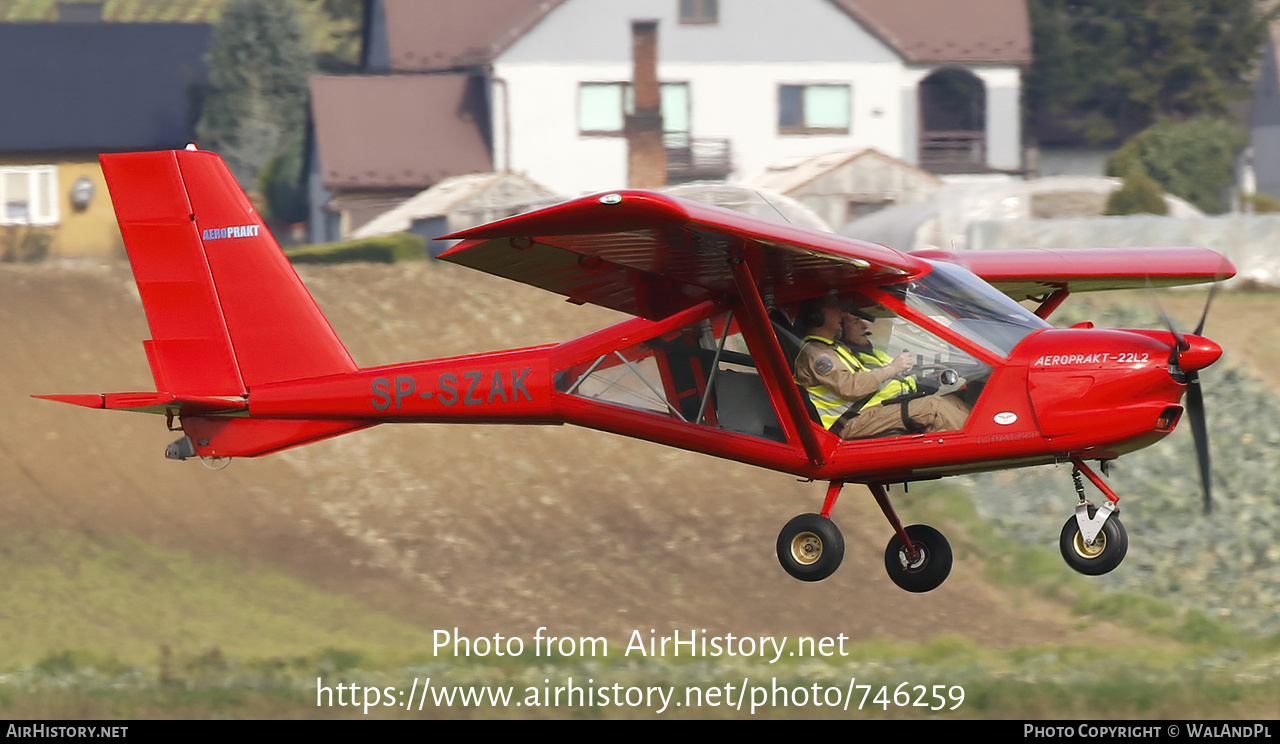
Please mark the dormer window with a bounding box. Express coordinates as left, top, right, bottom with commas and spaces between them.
679, 0, 717, 24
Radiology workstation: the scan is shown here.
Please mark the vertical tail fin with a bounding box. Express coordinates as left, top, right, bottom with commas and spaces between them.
101, 149, 356, 394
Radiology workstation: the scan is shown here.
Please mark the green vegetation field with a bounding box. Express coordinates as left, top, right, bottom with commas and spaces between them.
4, 506, 1280, 719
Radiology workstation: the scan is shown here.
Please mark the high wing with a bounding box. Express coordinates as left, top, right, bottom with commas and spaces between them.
910, 246, 1236, 302
439, 190, 928, 320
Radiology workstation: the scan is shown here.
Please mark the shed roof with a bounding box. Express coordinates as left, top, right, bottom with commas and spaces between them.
750, 148, 941, 195
351, 171, 560, 238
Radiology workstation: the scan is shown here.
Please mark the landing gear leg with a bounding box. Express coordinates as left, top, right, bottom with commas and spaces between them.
1059, 459, 1127, 575
870, 483, 953, 593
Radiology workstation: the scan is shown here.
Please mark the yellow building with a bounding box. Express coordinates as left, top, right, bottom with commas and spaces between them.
0, 155, 123, 259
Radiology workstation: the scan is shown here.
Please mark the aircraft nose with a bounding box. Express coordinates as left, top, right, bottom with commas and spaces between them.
1179, 335, 1222, 372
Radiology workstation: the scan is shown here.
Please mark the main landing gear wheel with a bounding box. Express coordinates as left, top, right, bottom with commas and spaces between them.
777, 513, 844, 582
884, 524, 953, 593
1059, 506, 1127, 575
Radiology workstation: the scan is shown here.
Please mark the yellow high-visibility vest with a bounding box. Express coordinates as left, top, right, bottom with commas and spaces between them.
797, 336, 917, 430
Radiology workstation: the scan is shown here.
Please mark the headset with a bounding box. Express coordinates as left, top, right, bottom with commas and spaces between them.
797, 298, 830, 333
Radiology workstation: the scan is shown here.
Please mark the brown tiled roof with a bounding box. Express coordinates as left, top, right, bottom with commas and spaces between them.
381, 0, 1028, 70
832, 0, 1032, 65
383, 0, 565, 72
310, 75, 493, 191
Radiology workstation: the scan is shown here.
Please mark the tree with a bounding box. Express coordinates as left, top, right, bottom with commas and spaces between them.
196, 0, 314, 196
1104, 116, 1248, 213
258, 144, 308, 224
1026, 0, 1275, 144
309, 0, 364, 73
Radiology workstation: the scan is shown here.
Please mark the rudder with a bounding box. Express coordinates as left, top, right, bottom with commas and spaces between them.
102, 150, 244, 397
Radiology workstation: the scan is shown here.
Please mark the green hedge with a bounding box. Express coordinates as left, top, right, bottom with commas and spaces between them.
1104, 116, 1247, 214
285, 233, 427, 264
1104, 169, 1169, 216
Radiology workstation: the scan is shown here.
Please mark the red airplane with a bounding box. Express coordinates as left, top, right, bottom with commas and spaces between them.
37, 149, 1233, 593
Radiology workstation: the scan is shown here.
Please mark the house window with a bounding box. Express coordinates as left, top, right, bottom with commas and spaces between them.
680, 0, 717, 24
1, 166, 59, 226
579, 83, 627, 135
778, 84, 851, 134
578, 82, 691, 138
660, 82, 691, 144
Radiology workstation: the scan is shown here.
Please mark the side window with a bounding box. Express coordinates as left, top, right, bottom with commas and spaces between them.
778, 84, 851, 135
578, 82, 627, 135
556, 311, 784, 442
660, 82, 691, 145
1, 166, 59, 226
578, 82, 690, 138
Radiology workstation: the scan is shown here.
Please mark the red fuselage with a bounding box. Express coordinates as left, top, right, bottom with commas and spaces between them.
231, 322, 1217, 485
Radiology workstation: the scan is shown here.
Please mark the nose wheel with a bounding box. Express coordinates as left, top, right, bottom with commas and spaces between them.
1060, 459, 1127, 575
1059, 503, 1127, 575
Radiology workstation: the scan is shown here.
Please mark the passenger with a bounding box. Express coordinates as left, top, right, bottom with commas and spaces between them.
793, 295, 969, 439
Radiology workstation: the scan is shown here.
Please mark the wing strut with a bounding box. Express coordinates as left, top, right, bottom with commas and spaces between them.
1033, 287, 1071, 319
729, 249, 826, 467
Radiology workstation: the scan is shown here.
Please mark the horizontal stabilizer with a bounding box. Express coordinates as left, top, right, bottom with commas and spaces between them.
33, 393, 247, 416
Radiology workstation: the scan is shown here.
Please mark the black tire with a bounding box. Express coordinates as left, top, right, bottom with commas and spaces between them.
884, 524, 953, 593
777, 513, 844, 582
1059, 508, 1127, 575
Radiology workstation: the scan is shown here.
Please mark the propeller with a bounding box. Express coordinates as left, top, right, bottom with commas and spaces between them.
1193, 282, 1219, 337
1184, 369, 1211, 514
1150, 284, 1218, 514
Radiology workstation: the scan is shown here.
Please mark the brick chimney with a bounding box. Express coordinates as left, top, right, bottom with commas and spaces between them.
626, 19, 666, 189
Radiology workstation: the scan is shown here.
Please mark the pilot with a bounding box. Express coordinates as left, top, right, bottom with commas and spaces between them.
793, 295, 969, 439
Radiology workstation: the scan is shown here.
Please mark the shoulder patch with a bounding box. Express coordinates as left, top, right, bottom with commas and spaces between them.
814, 356, 835, 375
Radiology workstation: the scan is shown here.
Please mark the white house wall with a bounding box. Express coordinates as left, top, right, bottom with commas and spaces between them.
493, 0, 911, 195
500, 0, 901, 65
494, 60, 914, 194
491, 0, 1024, 194
980, 67, 1022, 171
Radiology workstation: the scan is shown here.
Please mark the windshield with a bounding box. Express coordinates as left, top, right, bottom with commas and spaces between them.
886, 260, 1050, 358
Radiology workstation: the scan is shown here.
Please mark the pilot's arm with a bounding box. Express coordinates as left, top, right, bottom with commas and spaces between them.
795, 344, 911, 400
